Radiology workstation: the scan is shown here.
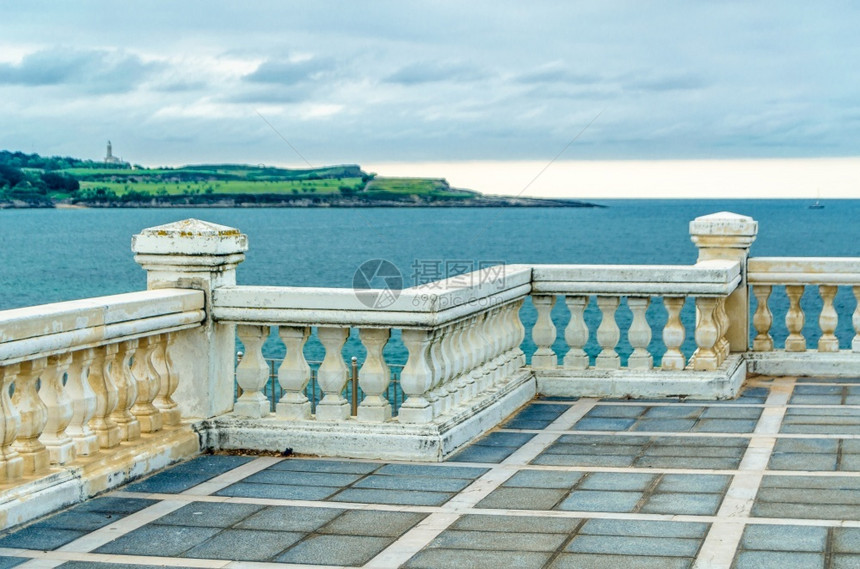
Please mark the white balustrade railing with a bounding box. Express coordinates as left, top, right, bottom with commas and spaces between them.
749, 257, 860, 353
528, 261, 742, 372
0, 289, 204, 483
212, 266, 532, 425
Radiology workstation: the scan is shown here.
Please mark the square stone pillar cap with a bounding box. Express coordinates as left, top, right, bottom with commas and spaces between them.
132, 219, 248, 257
690, 212, 757, 248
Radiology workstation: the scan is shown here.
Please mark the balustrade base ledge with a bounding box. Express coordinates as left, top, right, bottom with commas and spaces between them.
745, 350, 860, 378
535, 355, 746, 400
194, 370, 536, 462
0, 426, 199, 532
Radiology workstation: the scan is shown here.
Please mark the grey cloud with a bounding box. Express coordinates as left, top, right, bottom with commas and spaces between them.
0, 48, 161, 93
244, 57, 335, 85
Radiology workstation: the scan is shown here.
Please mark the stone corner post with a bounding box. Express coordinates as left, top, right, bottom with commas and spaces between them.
689, 211, 758, 352
131, 219, 248, 420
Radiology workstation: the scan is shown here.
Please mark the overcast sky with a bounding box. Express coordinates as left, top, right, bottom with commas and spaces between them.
1, 2, 859, 197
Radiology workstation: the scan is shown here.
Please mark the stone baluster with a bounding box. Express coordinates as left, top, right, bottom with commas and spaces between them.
450, 321, 470, 407
437, 325, 456, 412
785, 285, 807, 352
110, 340, 141, 441
12, 357, 50, 474
495, 305, 512, 377
357, 328, 391, 422
480, 310, 499, 389
752, 285, 774, 352
491, 307, 509, 385
512, 299, 527, 368
465, 315, 482, 399
0, 364, 24, 482
692, 297, 720, 370
854, 286, 860, 352
130, 337, 162, 433
65, 349, 99, 456
627, 297, 653, 370
715, 297, 730, 363
88, 344, 121, 449
531, 295, 558, 369
39, 353, 75, 465
563, 296, 589, 370
153, 333, 181, 425
398, 329, 434, 423
662, 296, 687, 370
595, 296, 621, 369
315, 327, 350, 421
234, 325, 271, 418
818, 285, 839, 352
425, 328, 444, 417
276, 326, 312, 419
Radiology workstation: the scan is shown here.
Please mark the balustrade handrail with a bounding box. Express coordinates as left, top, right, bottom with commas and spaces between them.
749, 257, 860, 285
531, 260, 742, 296
0, 289, 205, 365
212, 265, 533, 328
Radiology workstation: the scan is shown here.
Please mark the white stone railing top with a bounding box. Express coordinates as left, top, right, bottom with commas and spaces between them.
0, 288, 205, 365
212, 265, 533, 328
748, 257, 860, 285
530, 259, 742, 296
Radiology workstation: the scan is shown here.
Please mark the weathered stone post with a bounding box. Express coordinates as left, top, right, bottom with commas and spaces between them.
132, 219, 247, 420
690, 212, 758, 353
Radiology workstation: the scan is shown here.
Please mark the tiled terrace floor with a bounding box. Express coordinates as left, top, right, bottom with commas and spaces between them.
3, 376, 860, 568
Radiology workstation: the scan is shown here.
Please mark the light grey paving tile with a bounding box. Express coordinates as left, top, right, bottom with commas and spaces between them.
450, 514, 581, 534
244, 469, 364, 486
643, 444, 745, 458
428, 529, 567, 552
636, 456, 741, 470
756, 487, 860, 506
404, 548, 551, 569
693, 419, 758, 433
761, 475, 860, 490
842, 440, 860, 453
566, 534, 700, 557
330, 488, 453, 506
152, 501, 264, 527
474, 432, 536, 447
790, 394, 843, 405
354, 474, 472, 492
833, 527, 860, 553
532, 453, 635, 468
574, 417, 637, 431
557, 434, 651, 445
773, 439, 839, 454
587, 405, 648, 418
700, 407, 762, 420
580, 518, 708, 538
579, 472, 656, 491
733, 550, 824, 569
751, 502, 860, 520
213, 482, 340, 500
276, 534, 392, 566
236, 505, 345, 532
476, 487, 567, 510
652, 436, 748, 447
557, 490, 642, 513
319, 510, 426, 537
545, 443, 644, 456
631, 418, 697, 432
656, 474, 731, 494
643, 406, 703, 419
840, 455, 860, 471
93, 525, 221, 556
550, 553, 692, 569
642, 492, 722, 515
269, 459, 381, 474
741, 524, 827, 552
375, 464, 488, 478
448, 445, 516, 463
831, 554, 860, 569
503, 469, 584, 489
769, 453, 837, 471
182, 528, 302, 561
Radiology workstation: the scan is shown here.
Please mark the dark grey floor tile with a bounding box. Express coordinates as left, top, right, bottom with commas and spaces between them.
125, 455, 253, 493
693, 419, 758, 433
557, 490, 642, 513
429, 529, 567, 552
476, 487, 567, 510
244, 469, 364, 487
566, 534, 700, 557
769, 453, 837, 471
0, 527, 85, 550
580, 518, 708, 538
587, 405, 648, 418
448, 445, 516, 463
833, 527, 860, 553
550, 553, 692, 569
476, 432, 536, 447
29, 510, 120, 532
450, 514, 581, 534
733, 550, 824, 569
152, 501, 264, 527
71, 497, 157, 515
94, 525, 221, 556
531, 453, 635, 467
631, 418, 697, 432
656, 474, 731, 494
375, 464, 488, 479
353, 474, 472, 492
741, 524, 827, 552
183, 528, 303, 561
579, 472, 655, 491
405, 548, 551, 569
275, 534, 392, 566
329, 488, 453, 506
574, 417, 637, 431
0, 559, 26, 569
319, 510, 426, 537
268, 459, 381, 474
503, 469, 584, 489
56, 564, 200, 569
642, 406, 703, 419
642, 492, 722, 515
214, 482, 340, 500
236, 505, 344, 532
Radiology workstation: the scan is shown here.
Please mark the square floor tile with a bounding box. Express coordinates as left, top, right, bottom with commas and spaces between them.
275, 534, 392, 566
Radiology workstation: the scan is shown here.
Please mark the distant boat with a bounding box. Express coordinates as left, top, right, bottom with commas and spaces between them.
809, 200, 824, 209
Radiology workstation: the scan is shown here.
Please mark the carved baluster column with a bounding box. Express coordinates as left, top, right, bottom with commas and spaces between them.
491, 307, 509, 385
357, 328, 391, 422
153, 333, 181, 425
0, 364, 24, 482
65, 349, 99, 455
818, 285, 839, 352
130, 337, 162, 433
276, 326, 312, 419
692, 297, 719, 370
595, 296, 621, 369
315, 327, 350, 421
627, 297, 653, 370
480, 310, 499, 389
450, 321, 470, 407
662, 296, 687, 371
398, 329, 434, 423
464, 316, 481, 399
715, 297, 730, 363
563, 296, 589, 370
110, 340, 141, 441
434, 325, 454, 413
785, 285, 807, 352
39, 353, 75, 465
234, 326, 271, 418
531, 295, 557, 369
88, 344, 121, 449
12, 357, 50, 474
854, 286, 860, 352
512, 299, 527, 368
752, 285, 774, 352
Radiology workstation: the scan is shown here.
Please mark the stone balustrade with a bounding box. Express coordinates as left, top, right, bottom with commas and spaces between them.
528, 260, 742, 373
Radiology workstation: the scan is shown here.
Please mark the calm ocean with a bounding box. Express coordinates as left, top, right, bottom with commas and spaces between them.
2, 200, 858, 362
